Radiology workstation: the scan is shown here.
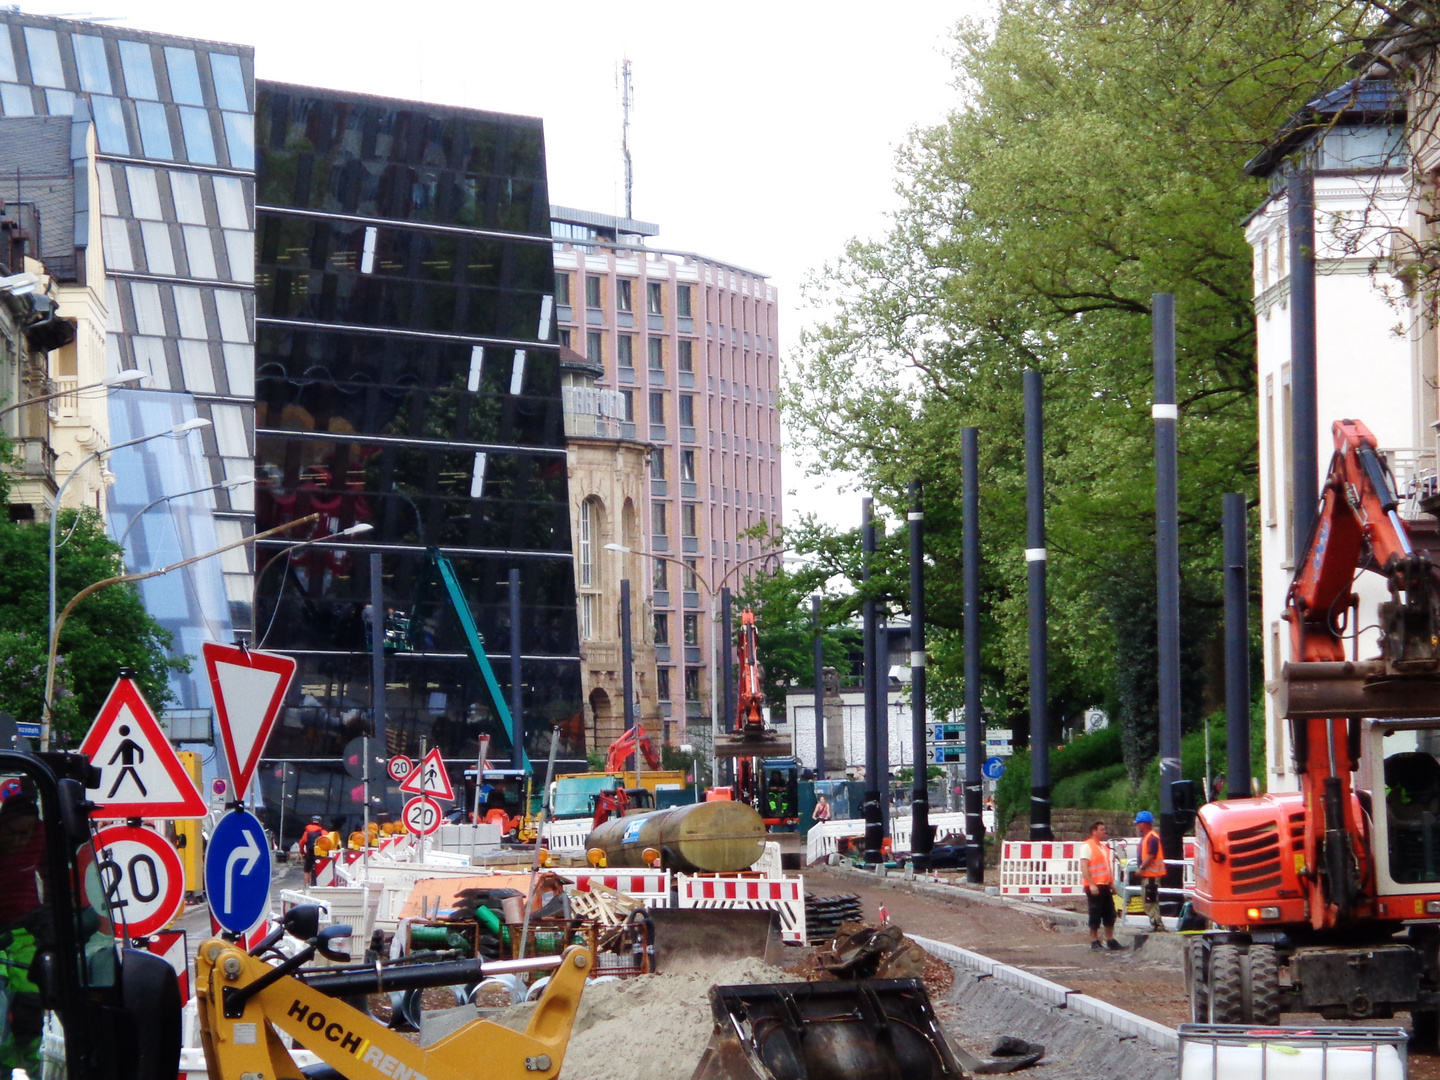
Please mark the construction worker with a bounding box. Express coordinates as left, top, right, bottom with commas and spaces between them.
1134, 810, 1166, 932
300, 816, 325, 885
1081, 820, 1122, 951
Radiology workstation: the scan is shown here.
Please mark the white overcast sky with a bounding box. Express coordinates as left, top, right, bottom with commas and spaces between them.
29, 0, 989, 532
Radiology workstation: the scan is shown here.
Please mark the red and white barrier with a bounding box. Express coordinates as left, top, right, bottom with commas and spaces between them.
677, 874, 806, 943
555, 870, 672, 908
999, 840, 1095, 896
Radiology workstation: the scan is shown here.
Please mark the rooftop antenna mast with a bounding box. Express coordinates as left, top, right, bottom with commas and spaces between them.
619, 58, 633, 221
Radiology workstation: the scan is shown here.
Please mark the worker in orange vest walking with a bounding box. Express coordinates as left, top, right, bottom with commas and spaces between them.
1134, 810, 1166, 932
1082, 820, 1122, 951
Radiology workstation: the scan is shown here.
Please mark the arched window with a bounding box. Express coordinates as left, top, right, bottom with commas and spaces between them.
579, 498, 595, 587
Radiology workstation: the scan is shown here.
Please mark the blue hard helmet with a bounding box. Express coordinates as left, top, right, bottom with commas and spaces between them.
1134, 810, 1154, 824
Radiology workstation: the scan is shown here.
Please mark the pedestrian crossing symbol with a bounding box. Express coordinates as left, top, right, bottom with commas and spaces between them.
79, 677, 207, 819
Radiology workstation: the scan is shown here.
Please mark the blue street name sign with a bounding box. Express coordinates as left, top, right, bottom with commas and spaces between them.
982, 756, 1006, 781
15, 722, 41, 739
204, 809, 271, 934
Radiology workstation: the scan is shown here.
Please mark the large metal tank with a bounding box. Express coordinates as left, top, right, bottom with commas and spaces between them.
585, 801, 766, 873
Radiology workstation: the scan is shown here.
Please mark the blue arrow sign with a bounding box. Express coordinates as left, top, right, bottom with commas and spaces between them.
205, 809, 271, 934
982, 756, 1006, 781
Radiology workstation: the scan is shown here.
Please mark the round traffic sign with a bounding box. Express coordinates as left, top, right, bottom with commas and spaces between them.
81, 824, 184, 939
402, 795, 443, 836
212, 778, 228, 797
982, 756, 1006, 781
204, 809, 273, 934
387, 755, 414, 782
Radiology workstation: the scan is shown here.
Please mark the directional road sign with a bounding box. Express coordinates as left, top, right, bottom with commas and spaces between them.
982, 756, 1006, 781
80, 678, 206, 819
402, 795, 443, 836
82, 824, 184, 938
929, 746, 964, 765
387, 755, 414, 782
204, 643, 296, 803
204, 809, 272, 934
399, 748, 454, 801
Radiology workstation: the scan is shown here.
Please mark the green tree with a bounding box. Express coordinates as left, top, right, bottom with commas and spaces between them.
0, 509, 183, 741
784, 0, 1355, 760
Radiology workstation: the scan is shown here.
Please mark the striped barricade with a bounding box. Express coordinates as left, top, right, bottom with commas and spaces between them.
555, 870, 672, 909
543, 818, 594, 854
677, 874, 806, 943
999, 840, 1092, 896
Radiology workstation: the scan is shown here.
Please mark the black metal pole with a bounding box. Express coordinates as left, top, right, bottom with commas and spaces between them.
621, 577, 635, 734
1154, 293, 1183, 888
1024, 369, 1052, 841
721, 586, 734, 786
1289, 171, 1318, 564
369, 553, 387, 751
862, 497, 882, 864
812, 594, 825, 782
875, 517, 890, 840
509, 568, 524, 768
909, 482, 931, 871
1223, 493, 1252, 800
963, 427, 985, 882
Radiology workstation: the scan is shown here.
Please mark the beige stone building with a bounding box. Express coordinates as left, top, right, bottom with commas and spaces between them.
561, 345, 663, 752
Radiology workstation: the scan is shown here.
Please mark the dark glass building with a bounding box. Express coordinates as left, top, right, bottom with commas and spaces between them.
252, 83, 583, 833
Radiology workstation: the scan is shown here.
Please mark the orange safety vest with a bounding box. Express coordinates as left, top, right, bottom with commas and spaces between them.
1138, 830, 1166, 879
1084, 838, 1113, 887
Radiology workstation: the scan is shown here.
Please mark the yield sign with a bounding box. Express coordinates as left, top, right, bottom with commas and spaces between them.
398, 747, 455, 801
203, 642, 296, 803
80, 678, 206, 818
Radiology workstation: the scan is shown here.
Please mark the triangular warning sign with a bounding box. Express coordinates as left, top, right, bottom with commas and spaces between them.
399, 747, 455, 801
203, 642, 295, 804
79, 678, 206, 819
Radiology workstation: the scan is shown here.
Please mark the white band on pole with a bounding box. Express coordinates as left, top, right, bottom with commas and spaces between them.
1025, 548, 1047, 562
908, 512, 923, 521
910, 651, 927, 667
1152, 404, 1178, 421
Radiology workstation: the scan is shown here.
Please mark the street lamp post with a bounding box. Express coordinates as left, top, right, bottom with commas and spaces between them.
116, 476, 256, 551
604, 542, 784, 787
40, 512, 322, 750
0, 368, 148, 420
252, 522, 375, 649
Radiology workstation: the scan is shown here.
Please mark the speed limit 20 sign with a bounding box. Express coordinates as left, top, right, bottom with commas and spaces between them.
387, 755, 414, 782
402, 795, 443, 836
81, 824, 184, 938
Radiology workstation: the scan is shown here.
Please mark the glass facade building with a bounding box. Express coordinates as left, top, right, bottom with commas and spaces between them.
253, 83, 582, 827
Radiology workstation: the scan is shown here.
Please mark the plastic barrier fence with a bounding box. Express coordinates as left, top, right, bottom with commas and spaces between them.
806, 818, 865, 864
808, 811, 998, 864
998, 840, 1095, 896
677, 874, 806, 943
554, 870, 672, 908
543, 818, 593, 854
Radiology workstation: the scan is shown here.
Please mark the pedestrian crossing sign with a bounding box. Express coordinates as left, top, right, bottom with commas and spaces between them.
78, 677, 207, 819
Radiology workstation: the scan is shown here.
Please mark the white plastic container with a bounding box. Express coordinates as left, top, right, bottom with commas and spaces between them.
1178, 1024, 1407, 1080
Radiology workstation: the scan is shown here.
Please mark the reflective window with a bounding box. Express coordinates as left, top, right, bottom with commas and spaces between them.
168, 171, 205, 224
100, 217, 133, 271
177, 339, 215, 393
224, 230, 253, 283
129, 282, 166, 335
90, 95, 128, 154
213, 176, 248, 229
0, 84, 32, 116
118, 40, 157, 100
222, 111, 253, 170
183, 226, 217, 278
97, 166, 118, 215
103, 280, 122, 332
212, 404, 248, 458
172, 286, 207, 338
163, 47, 204, 106
140, 220, 175, 276
223, 343, 253, 397
72, 35, 111, 93
44, 89, 73, 115
131, 335, 170, 389
0, 29, 15, 81
179, 106, 215, 165
135, 101, 172, 159
214, 289, 248, 342
22, 27, 64, 88
209, 53, 247, 111
125, 167, 162, 220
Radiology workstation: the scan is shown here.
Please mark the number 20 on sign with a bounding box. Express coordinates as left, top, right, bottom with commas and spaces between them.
80, 824, 184, 939
403, 795, 443, 836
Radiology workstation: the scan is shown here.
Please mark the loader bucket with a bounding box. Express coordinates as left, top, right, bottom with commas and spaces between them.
690, 978, 964, 1080
649, 908, 785, 973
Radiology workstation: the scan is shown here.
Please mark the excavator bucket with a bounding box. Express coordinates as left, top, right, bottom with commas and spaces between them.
690, 978, 964, 1080
649, 909, 785, 973
713, 731, 786, 759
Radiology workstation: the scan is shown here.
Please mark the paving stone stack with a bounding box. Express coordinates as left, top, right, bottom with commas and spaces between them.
805, 892, 863, 944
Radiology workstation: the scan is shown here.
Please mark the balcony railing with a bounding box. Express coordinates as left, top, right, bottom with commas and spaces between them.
1380, 446, 1439, 519
562, 385, 627, 439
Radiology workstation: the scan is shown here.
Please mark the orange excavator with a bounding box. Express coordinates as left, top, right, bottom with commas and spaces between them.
708, 608, 786, 811
603, 722, 661, 773
1187, 419, 1440, 1038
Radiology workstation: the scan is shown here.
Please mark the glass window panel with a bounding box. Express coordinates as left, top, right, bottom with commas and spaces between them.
209, 53, 246, 111
135, 101, 172, 159
0, 29, 16, 81
168, 171, 205, 224
183, 226, 216, 278
224, 459, 254, 513
221, 111, 253, 170
44, 89, 74, 115
22, 28, 64, 88
172, 286, 207, 338
163, 47, 203, 106
214, 289, 248, 342
212, 404, 247, 457
212, 175, 247, 229
129, 282, 166, 335
178, 106, 215, 164
118, 40, 157, 99
103, 280, 122, 332
0, 84, 32, 116
224, 230, 253, 283
177, 339, 215, 393
140, 220, 175, 275
97, 165, 118, 215
72, 35, 111, 93
100, 217, 132, 271
222, 343, 253, 396
131, 335, 170, 390
90, 95, 128, 154
125, 166, 162, 219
